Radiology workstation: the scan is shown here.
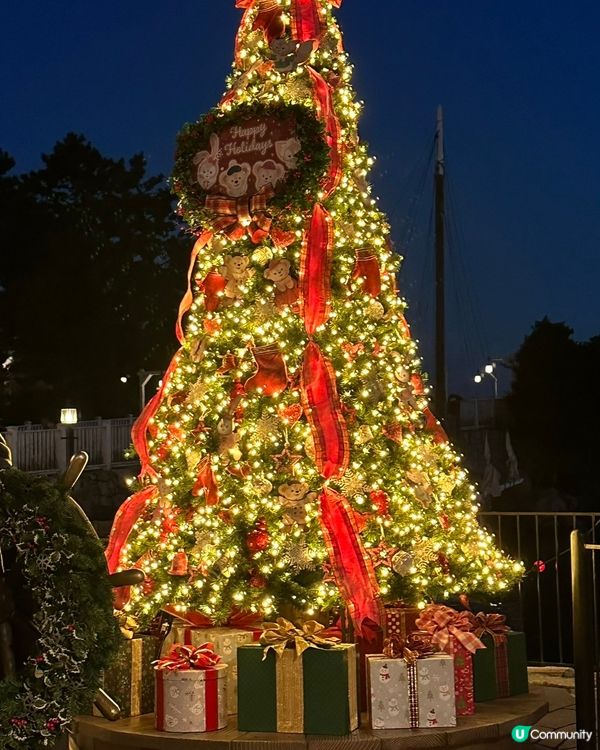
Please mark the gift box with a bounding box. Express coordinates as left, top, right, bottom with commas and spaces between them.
415, 605, 485, 716
237, 619, 358, 735
163, 625, 259, 714
472, 613, 529, 701
96, 635, 157, 717
155, 644, 228, 732
385, 603, 420, 639
368, 650, 456, 729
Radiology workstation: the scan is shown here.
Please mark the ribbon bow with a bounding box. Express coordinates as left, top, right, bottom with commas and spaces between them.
382, 634, 437, 665
205, 188, 295, 247
235, 0, 343, 44
260, 617, 341, 658
156, 643, 222, 671
206, 187, 274, 243
115, 611, 140, 640
415, 605, 485, 655
473, 611, 510, 645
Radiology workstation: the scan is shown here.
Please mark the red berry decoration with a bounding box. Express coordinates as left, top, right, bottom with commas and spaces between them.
534, 560, 546, 573
369, 489, 390, 516
247, 518, 270, 553
46, 718, 61, 732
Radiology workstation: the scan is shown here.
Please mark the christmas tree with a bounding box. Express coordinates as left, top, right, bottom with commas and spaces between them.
106, 0, 523, 631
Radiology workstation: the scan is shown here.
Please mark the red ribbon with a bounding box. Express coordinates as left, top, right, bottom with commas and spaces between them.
318, 488, 383, 637
301, 342, 349, 479
291, 0, 322, 41
162, 607, 263, 630
308, 68, 343, 197
300, 204, 333, 334
156, 643, 222, 671
473, 611, 510, 644
192, 457, 220, 505
176, 230, 213, 346
105, 484, 158, 574
474, 612, 511, 697
132, 349, 182, 479
415, 605, 485, 655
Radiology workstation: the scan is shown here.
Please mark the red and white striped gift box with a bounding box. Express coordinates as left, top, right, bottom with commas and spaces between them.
154, 664, 228, 733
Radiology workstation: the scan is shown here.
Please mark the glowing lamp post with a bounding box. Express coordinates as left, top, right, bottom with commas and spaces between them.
60, 408, 78, 466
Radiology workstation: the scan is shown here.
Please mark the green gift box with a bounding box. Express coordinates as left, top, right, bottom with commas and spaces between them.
473, 630, 528, 702
237, 643, 358, 735
97, 636, 158, 717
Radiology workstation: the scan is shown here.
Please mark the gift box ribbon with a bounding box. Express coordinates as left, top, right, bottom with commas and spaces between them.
260, 617, 340, 658
382, 634, 438, 727
382, 634, 437, 664
155, 645, 224, 732
415, 604, 485, 655
474, 612, 511, 697
156, 643, 222, 671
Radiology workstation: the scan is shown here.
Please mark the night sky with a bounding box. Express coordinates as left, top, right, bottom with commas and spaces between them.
3, 1, 599, 396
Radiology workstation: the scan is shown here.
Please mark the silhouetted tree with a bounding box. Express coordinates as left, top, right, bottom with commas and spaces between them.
508, 318, 599, 509
0, 134, 189, 422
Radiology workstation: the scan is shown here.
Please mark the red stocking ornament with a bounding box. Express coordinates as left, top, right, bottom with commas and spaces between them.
244, 344, 288, 396
350, 249, 381, 297
198, 270, 227, 312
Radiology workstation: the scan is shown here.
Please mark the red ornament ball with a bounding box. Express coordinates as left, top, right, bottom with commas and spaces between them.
534, 560, 546, 573
247, 518, 270, 553
249, 574, 267, 588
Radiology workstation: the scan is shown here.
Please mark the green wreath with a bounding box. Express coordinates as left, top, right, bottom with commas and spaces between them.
173, 100, 329, 233
0, 470, 120, 750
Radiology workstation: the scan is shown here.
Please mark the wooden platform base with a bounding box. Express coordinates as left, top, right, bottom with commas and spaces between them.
75, 692, 548, 750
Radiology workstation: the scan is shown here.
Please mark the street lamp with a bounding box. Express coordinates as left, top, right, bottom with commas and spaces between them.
473, 363, 498, 399
60, 408, 78, 465
138, 370, 162, 411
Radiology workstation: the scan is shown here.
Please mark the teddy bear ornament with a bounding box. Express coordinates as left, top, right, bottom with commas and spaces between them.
269, 37, 315, 73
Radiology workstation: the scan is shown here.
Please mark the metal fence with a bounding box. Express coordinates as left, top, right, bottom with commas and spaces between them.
481, 511, 600, 666
571, 531, 599, 749
4, 418, 136, 473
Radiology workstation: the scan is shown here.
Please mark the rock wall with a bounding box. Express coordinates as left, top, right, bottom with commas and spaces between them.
74, 465, 139, 539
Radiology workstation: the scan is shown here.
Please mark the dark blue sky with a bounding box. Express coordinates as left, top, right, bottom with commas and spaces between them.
2, 1, 599, 395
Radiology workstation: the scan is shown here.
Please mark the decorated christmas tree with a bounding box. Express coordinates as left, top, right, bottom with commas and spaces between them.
106, 0, 523, 632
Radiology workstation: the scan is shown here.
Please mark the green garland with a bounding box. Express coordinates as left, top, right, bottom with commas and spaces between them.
0, 470, 120, 750
172, 100, 330, 232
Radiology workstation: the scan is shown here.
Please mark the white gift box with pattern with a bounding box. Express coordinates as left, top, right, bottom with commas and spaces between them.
154, 663, 228, 733
368, 653, 456, 729
162, 625, 258, 714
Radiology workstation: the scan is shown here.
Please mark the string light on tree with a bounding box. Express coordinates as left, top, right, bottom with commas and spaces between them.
105, 0, 523, 630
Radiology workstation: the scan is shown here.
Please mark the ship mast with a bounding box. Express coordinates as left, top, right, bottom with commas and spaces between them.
434, 105, 446, 420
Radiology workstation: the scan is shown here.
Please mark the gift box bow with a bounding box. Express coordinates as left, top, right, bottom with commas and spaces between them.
156, 643, 222, 671
260, 617, 341, 658
415, 605, 485, 655
382, 634, 438, 664
473, 612, 510, 645
115, 610, 140, 640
